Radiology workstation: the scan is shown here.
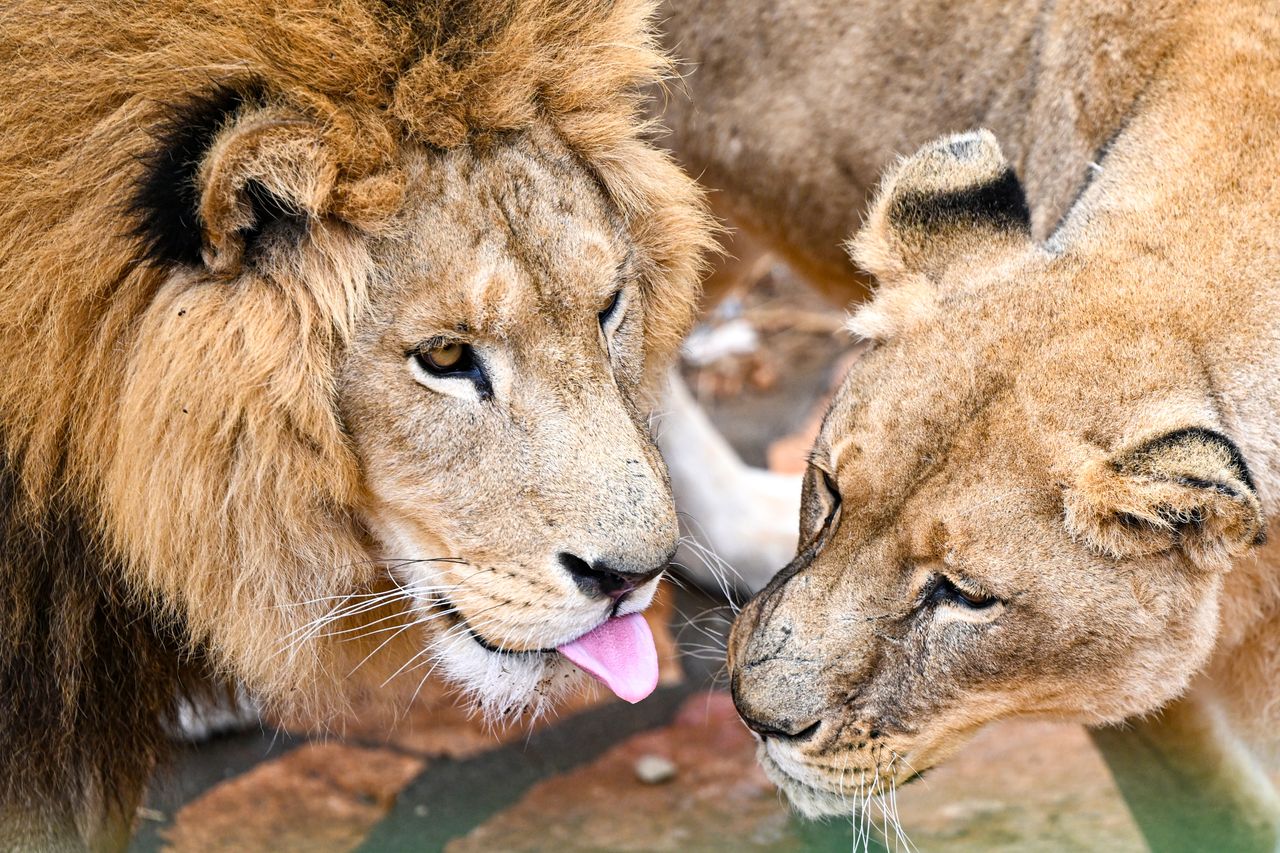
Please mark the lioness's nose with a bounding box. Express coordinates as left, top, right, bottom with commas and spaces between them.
559, 553, 664, 600
734, 695, 822, 741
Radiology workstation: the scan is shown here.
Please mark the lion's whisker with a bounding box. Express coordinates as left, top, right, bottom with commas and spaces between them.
673, 531, 745, 613
348, 618, 422, 679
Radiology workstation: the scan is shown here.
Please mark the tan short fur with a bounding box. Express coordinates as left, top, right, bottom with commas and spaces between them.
659, 0, 1280, 847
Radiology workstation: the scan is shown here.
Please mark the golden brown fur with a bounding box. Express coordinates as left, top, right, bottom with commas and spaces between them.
658, 0, 1280, 849
0, 0, 712, 846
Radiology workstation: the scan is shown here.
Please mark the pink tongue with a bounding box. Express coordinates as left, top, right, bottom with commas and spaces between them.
557, 612, 659, 704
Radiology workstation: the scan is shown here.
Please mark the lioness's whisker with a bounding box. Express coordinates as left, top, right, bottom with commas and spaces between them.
676, 520, 752, 592
672, 604, 731, 654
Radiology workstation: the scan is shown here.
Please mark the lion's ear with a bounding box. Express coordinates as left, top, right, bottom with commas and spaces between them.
132, 85, 335, 275
848, 129, 1031, 282
1064, 428, 1266, 569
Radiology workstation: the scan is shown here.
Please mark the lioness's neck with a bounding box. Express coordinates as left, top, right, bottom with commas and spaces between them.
1053, 3, 1280, 517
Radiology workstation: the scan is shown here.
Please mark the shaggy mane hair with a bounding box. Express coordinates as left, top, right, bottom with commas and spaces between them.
0, 0, 709, 844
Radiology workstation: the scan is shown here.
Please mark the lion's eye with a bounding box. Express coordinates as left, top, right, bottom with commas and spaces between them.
598, 289, 623, 332
928, 575, 998, 610
409, 339, 491, 400
421, 342, 467, 372
416, 341, 474, 375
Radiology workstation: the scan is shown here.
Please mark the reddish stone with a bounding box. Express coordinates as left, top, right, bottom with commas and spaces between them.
162, 743, 424, 853
162, 589, 686, 852
447, 692, 801, 853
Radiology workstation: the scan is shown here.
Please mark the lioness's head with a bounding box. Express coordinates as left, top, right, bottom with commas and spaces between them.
2, 0, 711, 722
728, 131, 1266, 815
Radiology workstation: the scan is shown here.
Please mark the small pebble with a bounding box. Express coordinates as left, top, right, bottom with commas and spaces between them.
634, 753, 677, 784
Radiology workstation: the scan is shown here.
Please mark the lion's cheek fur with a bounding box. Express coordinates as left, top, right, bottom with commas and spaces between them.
430, 630, 589, 722
96, 251, 390, 708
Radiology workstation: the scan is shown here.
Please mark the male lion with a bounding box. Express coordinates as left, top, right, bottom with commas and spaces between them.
659, 0, 1280, 850
0, 0, 711, 847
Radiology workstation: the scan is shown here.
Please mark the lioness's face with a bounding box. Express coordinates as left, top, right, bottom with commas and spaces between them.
339, 129, 677, 715
728, 131, 1264, 816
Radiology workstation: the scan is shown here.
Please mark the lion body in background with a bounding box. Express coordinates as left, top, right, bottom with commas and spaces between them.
660, 1, 1280, 850
0, 1, 710, 846
659, 0, 1182, 303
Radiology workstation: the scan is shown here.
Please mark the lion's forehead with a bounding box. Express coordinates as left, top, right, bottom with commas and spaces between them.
371, 137, 630, 340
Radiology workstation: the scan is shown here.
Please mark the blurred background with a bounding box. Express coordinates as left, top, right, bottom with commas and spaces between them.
130, 266, 1147, 852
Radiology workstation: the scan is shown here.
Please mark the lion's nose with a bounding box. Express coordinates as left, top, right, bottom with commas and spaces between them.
558, 553, 664, 600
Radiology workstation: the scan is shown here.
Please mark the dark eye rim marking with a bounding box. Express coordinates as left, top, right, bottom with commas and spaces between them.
407, 337, 492, 400
925, 574, 1000, 611
820, 469, 841, 514
598, 288, 624, 331
800, 463, 843, 549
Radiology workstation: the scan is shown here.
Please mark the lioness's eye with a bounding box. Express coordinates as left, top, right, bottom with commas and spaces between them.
799, 464, 842, 546
928, 575, 998, 610
598, 289, 623, 331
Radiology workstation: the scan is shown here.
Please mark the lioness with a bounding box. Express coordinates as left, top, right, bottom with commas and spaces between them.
660, 0, 1280, 849
0, 0, 710, 847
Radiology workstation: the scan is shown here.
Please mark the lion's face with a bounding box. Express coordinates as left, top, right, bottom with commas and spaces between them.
728, 131, 1265, 816
340, 130, 676, 713
92, 63, 708, 720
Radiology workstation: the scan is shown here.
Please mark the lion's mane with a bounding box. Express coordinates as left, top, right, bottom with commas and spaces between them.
0, 0, 708, 834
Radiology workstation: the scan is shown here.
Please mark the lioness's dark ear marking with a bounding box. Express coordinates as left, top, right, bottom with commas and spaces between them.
1065, 427, 1266, 567
887, 165, 1030, 236
129, 82, 264, 267
1128, 426, 1258, 494
849, 130, 1032, 282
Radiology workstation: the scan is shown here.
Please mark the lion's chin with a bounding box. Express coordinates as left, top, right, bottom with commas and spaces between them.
431, 626, 589, 725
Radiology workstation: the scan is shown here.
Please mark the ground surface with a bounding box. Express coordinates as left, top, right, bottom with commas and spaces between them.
131, 269, 1149, 852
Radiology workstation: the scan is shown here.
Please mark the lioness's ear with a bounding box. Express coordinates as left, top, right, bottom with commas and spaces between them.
132, 84, 335, 275
849, 129, 1031, 282
1065, 428, 1266, 568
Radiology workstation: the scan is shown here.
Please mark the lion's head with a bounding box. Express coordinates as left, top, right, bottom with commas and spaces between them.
727, 131, 1267, 815
0, 0, 711, 724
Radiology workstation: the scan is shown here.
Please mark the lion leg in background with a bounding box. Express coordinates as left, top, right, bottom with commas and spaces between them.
1091, 693, 1280, 853
660, 369, 800, 595
659, 215, 804, 595
169, 686, 262, 743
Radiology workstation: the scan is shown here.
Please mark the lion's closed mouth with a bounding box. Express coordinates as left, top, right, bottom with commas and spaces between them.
434, 598, 553, 656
